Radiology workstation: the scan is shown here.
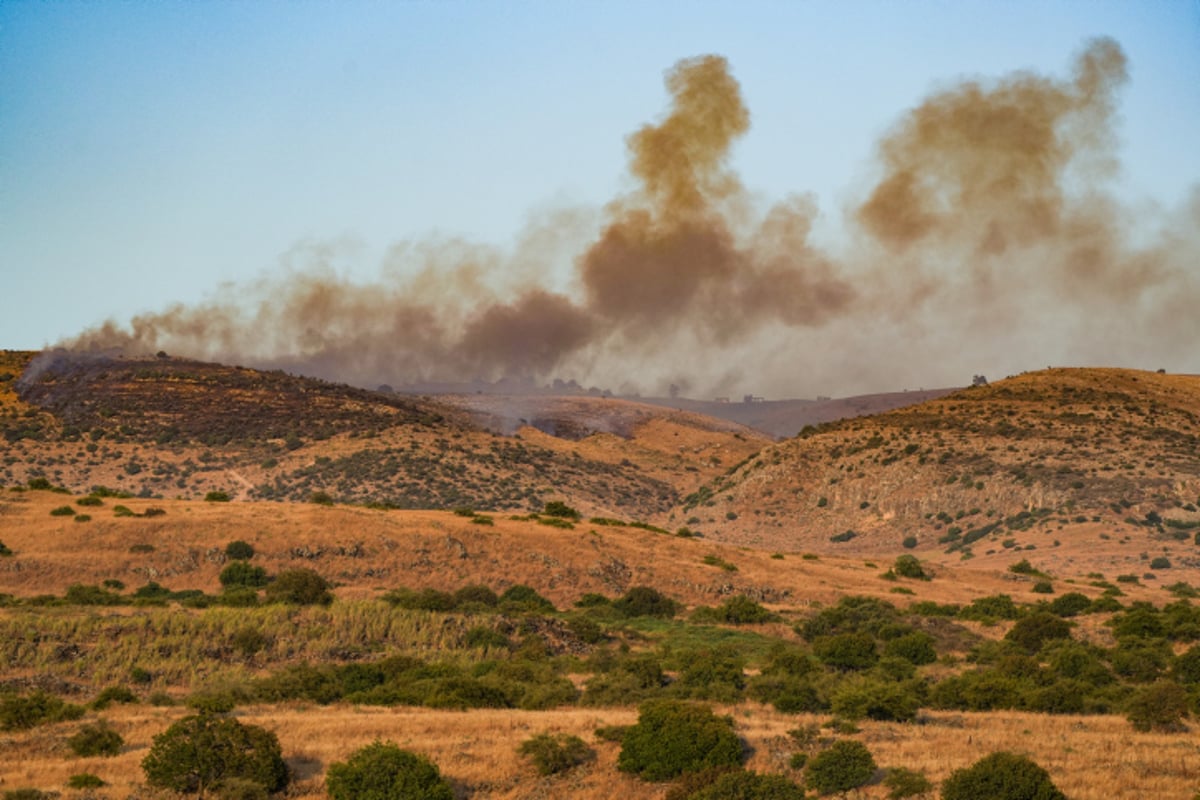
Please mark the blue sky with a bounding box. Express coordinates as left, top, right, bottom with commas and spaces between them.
1, 1, 1198, 392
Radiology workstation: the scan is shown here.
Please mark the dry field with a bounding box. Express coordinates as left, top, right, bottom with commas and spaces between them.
0, 489, 1171, 613
3, 703, 1199, 799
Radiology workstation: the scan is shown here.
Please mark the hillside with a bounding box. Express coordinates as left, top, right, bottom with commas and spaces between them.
681, 368, 1200, 575
0, 350, 766, 520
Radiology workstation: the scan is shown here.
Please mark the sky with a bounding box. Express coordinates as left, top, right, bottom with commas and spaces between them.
1, 1, 1198, 397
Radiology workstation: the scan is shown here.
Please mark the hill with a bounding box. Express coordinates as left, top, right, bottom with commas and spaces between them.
680, 368, 1200, 578
0, 350, 766, 520
635, 387, 959, 439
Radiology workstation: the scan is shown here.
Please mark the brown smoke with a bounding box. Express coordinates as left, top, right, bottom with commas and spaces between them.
61, 40, 1198, 397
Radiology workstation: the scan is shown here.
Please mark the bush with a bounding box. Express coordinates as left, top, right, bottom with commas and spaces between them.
613, 586, 678, 618
92, 684, 137, 709
543, 500, 581, 520
67, 721, 124, 756
883, 632, 937, 665
0, 540, 11, 557
618, 700, 743, 781
325, 740, 454, 800
1047, 592, 1091, 618
499, 584, 555, 612
1151, 556, 1172, 570
0, 691, 85, 730
686, 770, 806, 799
220, 562, 269, 589
518, 732, 594, 775
265, 568, 332, 605
50, 505, 76, 517
805, 739, 876, 795
883, 766, 932, 799
901, 536, 918, 549
941, 751, 1065, 800
67, 773, 106, 789
204, 490, 231, 502
224, 540, 255, 560
812, 633, 878, 671
712, 595, 777, 624
892, 555, 928, 580
1126, 681, 1190, 732
1004, 611, 1072, 655
142, 714, 288, 796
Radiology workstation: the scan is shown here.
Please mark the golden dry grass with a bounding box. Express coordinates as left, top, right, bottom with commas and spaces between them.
1, 489, 1168, 614
3, 703, 1199, 799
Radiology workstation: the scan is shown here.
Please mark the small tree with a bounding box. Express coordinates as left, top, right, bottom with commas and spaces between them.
613, 586, 678, 618
941, 752, 1064, 800
1004, 611, 1072, 655
67, 721, 124, 757
805, 739, 876, 795
265, 568, 332, 605
618, 700, 743, 781
518, 732, 594, 775
224, 540, 255, 561
219, 561, 269, 589
892, 555, 928, 580
542, 501, 581, 520
141, 714, 288, 796
325, 740, 453, 800
1126, 680, 1190, 732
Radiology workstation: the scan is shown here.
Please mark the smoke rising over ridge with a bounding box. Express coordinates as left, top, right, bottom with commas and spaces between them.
64, 41, 1199, 396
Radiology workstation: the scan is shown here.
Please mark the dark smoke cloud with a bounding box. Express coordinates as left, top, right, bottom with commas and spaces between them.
60, 41, 1198, 397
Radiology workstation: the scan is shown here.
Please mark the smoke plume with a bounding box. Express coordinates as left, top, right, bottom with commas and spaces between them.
61, 41, 1199, 397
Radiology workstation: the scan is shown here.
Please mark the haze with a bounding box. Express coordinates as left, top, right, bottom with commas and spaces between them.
2, 1, 1198, 397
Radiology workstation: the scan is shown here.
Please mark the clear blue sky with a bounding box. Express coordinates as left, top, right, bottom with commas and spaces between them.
1, 1, 1198, 376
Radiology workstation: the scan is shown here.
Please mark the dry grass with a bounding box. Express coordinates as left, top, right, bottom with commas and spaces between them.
3, 704, 1198, 799
2, 489, 1167, 614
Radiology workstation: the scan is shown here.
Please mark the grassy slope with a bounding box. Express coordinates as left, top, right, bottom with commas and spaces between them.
684, 368, 1200, 576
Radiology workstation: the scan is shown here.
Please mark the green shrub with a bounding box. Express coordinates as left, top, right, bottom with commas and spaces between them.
805, 739, 876, 795
712, 595, 777, 624
309, 490, 335, 506
617, 700, 743, 781
220, 562, 269, 589
958, 594, 1020, 621
68, 721, 124, 757
830, 677, 921, 722
518, 732, 594, 775
0, 540, 11, 557
224, 540, 255, 560
64, 583, 123, 606
265, 568, 332, 605
543, 500, 581, 520
325, 740, 454, 800
1151, 556, 1172, 570
892, 555, 928, 580
883, 766, 932, 799
1004, 611, 1072, 654
92, 685, 137, 709
499, 584, 555, 612
812, 633, 878, 671
1126, 680, 1190, 732
76, 495, 103, 507
1046, 592, 1091, 617
883, 632, 937, 665
453, 584, 500, 608
141, 714, 288, 796
50, 505, 76, 517
0, 691, 85, 730
3, 790, 53, 800
613, 586, 678, 618
901, 536, 918, 549
941, 751, 1065, 800
67, 773, 106, 789
686, 770, 806, 799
